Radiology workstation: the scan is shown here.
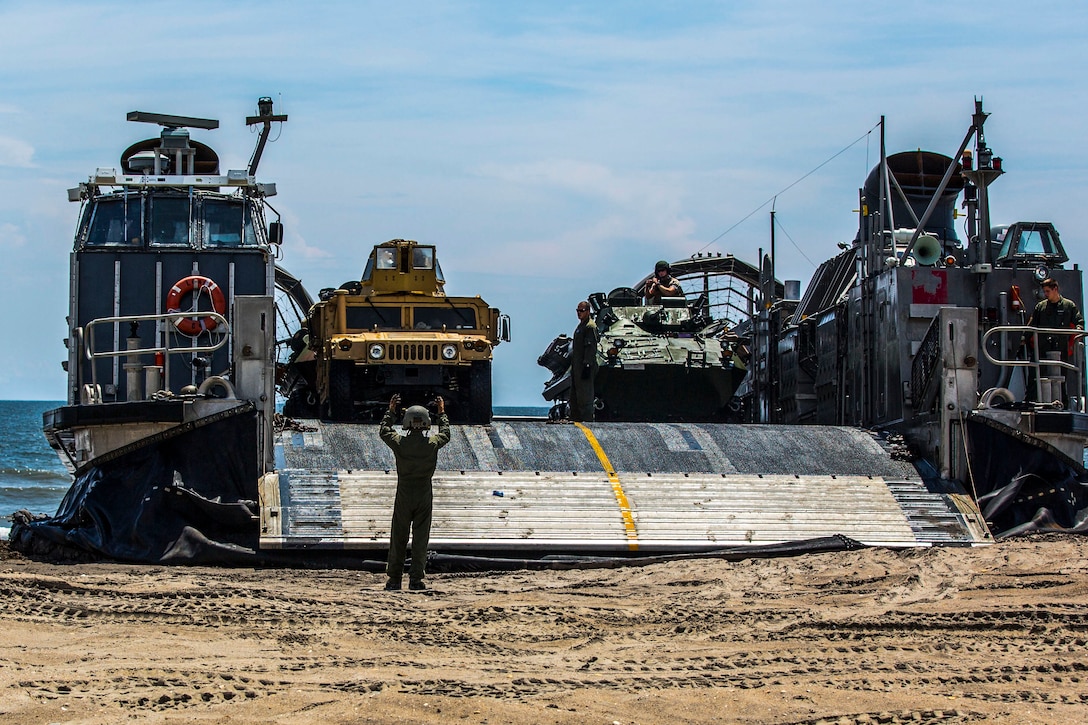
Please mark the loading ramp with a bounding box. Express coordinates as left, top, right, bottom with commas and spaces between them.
260, 421, 991, 553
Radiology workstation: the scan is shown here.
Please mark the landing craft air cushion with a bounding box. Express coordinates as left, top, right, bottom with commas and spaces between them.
12, 99, 1002, 565
753, 100, 1088, 537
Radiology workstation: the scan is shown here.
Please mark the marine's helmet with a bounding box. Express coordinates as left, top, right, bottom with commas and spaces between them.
403, 405, 431, 430
655, 260, 670, 273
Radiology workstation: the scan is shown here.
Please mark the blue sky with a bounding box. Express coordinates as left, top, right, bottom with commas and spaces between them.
2, 1, 1086, 404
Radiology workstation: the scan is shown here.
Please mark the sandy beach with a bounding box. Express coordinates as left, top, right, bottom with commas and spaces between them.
1, 535, 1086, 724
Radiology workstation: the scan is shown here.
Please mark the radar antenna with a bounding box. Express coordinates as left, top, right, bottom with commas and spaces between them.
123, 110, 220, 175
126, 111, 219, 130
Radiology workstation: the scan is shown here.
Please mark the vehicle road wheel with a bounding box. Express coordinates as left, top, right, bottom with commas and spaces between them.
328, 361, 354, 421
468, 360, 492, 424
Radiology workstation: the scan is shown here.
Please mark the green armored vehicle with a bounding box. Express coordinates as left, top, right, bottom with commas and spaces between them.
538, 254, 766, 422
296, 239, 510, 424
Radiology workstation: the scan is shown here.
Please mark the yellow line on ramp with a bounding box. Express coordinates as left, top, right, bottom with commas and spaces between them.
574, 422, 638, 550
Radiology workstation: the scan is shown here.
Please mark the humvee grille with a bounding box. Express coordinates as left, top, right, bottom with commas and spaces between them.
389, 343, 440, 361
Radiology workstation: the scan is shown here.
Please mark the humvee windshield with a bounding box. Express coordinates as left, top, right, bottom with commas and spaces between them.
346, 306, 401, 330
413, 308, 477, 330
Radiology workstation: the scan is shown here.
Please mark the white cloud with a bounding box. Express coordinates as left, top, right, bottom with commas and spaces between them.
474, 159, 696, 261
0, 223, 26, 249
0, 137, 34, 167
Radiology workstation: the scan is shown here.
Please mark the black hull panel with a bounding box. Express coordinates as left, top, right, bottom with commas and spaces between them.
14, 410, 263, 565
594, 365, 745, 422
965, 418, 1088, 537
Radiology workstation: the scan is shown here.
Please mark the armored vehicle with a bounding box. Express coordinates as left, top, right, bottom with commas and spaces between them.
299, 239, 510, 424
538, 254, 767, 421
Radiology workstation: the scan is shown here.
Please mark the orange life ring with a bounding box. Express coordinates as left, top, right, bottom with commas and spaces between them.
166, 275, 227, 336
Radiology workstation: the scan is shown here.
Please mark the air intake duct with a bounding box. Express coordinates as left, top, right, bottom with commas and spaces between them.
863, 151, 964, 243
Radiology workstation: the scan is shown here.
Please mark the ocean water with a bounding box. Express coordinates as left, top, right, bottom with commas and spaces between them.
0, 400, 71, 540
0, 402, 548, 540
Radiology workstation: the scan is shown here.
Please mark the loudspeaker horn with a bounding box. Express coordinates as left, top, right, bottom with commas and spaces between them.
912, 233, 942, 266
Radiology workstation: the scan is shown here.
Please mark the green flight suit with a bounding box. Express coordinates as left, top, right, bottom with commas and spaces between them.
569, 317, 599, 421
1028, 295, 1084, 355
380, 409, 451, 581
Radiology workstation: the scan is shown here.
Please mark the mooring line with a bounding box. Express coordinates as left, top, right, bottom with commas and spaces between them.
573, 422, 638, 550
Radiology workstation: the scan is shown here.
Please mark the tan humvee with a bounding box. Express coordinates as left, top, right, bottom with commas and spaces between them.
306, 239, 510, 423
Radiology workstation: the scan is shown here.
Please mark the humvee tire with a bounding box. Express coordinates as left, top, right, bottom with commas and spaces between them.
328, 361, 354, 421
468, 360, 492, 424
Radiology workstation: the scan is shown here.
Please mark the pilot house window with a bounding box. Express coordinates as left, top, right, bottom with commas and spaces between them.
86, 195, 142, 246
1016, 229, 1050, 256
996, 224, 1066, 262
204, 199, 253, 247
150, 197, 191, 246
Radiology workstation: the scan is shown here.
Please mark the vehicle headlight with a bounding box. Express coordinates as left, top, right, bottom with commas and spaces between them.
441, 344, 458, 360
338, 339, 353, 351
1034, 264, 1050, 282
368, 343, 384, 360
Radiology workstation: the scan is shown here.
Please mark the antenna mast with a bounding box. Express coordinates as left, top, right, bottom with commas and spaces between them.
246, 97, 289, 175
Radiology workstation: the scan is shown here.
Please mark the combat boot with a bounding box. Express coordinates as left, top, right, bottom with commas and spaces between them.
384, 576, 402, 591
409, 578, 426, 591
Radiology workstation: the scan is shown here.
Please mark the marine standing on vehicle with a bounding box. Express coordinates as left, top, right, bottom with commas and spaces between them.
380, 394, 451, 591
569, 301, 599, 421
642, 260, 684, 304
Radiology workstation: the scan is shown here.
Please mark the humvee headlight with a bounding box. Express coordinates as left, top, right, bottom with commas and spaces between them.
338, 339, 353, 352
463, 340, 475, 349
368, 343, 384, 360
441, 344, 458, 360
474, 340, 488, 351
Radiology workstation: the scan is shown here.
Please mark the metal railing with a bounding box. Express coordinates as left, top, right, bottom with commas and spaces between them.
82, 312, 230, 397
981, 324, 1086, 407
910, 313, 944, 413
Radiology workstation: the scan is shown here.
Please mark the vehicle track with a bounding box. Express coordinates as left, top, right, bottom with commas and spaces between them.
2, 539, 1087, 724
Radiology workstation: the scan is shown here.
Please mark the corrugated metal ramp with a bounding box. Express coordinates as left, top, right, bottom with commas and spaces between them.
261, 421, 991, 552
